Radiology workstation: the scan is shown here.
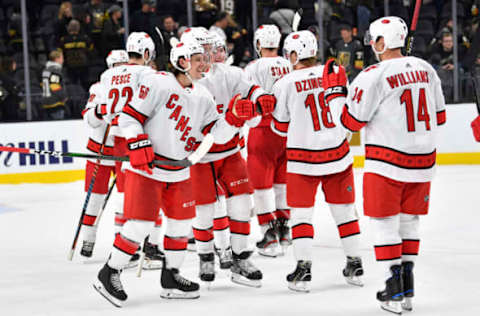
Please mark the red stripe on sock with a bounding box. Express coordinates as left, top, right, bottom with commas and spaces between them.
114, 213, 127, 226
274, 209, 290, 220
230, 220, 250, 235
113, 233, 139, 255
193, 227, 213, 242
292, 223, 314, 239
155, 215, 162, 227
337, 220, 360, 238
374, 243, 402, 261
402, 239, 420, 255
257, 212, 275, 226
82, 214, 97, 226
164, 236, 188, 251
213, 216, 229, 230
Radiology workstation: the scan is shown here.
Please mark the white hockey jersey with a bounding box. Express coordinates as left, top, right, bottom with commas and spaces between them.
99, 63, 155, 137
119, 71, 237, 182
341, 56, 446, 182
197, 62, 267, 162
244, 56, 292, 127
271, 65, 353, 176
82, 82, 115, 166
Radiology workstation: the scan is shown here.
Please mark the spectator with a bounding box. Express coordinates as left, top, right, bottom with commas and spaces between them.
157, 15, 178, 70
101, 5, 125, 58
130, 0, 160, 35
41, 50, 68, 120
355, 0, 374, 38
224, 13, 249, 66
209, 11, 228, 42
83, 0, 108, 55
59, 19, 93, 90
0, 56, 21, 121
269, 0, 296, 37
55, 2, 73, 44
194, 0, 218, 28
334, 24, 364, 81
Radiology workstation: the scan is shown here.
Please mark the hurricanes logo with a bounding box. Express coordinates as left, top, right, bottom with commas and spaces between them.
424, 195, 429, 202
183, 200, 195, 208
346, 185, 353, 192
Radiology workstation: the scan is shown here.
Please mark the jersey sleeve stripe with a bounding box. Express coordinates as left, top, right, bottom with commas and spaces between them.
365, 144, 436, 169
208, 133, 240, 153
436, 110, 446, 125
272, 117, 289, 133
87, 138, 114, 155
287, 138, 350, 164
340, 105, 367, 132
246, 85, 260, 100
153, 153, 188, 171
201, 120, 217, 135
122, 104, 148, 125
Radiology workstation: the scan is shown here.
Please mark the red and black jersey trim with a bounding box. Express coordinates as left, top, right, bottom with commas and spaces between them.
202, 120, 218, 135
87, 138, 114, 156
122, 104, 148, 125
436, 110, 446, 125
287, 138, 350, 165
340, 105, 367, 132
247, 85, 260, 100
111, 115, 119, 126
208, 133, 241, 154
153, 153, 188, 171
272, 117, 289, 133
365, 144, 436, 169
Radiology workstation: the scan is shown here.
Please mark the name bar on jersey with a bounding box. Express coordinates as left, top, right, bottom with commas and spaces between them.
386, 71, 429, 89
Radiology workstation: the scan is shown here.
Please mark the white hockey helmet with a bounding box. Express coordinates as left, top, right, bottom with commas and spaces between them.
283, 30, 317, 65
170, 38, 205, 72
126, 32, 156, 63
180, 27, 215, 47
211, 31, 226, 51
365, 16, 408, 57
254, 24, 281, 56
106, 49, 128, 68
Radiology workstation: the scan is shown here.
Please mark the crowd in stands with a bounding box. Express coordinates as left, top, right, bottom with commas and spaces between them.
1, 0, 480, 122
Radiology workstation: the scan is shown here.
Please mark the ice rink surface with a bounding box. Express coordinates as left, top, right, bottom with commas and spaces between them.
1, 165, 479, 316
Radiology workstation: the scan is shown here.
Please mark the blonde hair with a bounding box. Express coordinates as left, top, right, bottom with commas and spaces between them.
49, 49, 63, 61
58, 2, 72, 19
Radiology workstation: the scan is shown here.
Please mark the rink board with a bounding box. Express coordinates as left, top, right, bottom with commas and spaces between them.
0, 103, 479, 184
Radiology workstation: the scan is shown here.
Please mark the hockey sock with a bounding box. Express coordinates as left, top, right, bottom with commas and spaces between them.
370, 215, 402, 280
164, 217, 191, 269
81, 192, 105, 242
273, 183, 288, 210
274, 209, 290, 220
213, 195, 230, 250
148, 213, 163, 246
113, 190, 125, 235
108, 219, 152, 270
329, 203, 361, 257
228, 194, 252, 254
253, 188, 276, 234
399, 213, 420, 263
193, 203, 215, 254
290, 207, 314, 261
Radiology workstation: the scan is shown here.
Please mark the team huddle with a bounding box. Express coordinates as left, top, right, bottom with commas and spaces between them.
78, 16, 448, 315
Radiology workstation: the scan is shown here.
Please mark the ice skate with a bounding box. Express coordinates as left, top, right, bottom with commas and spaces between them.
256, 223, 279, 257
160, 266, 200, 299
377, 265, 404, 315
215, 246, 233, 269
93, 264, 127, 308
231, 251, 262, 288
80, 240, 95, 258
143, 241, 165, 270
187, 237, 196, 252
343, 256, 364, 287
401, 261, 414, 311
124, 253, 140, 269
286, 260, 311, 293
275, 218, 292, 254
199, 253, 215, 288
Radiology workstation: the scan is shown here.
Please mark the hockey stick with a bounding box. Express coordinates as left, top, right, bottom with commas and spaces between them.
471, 73, 480, 114
155, 26, 165, 46
136, 238, 147, 278
292, 8, 303, 32
0, 134, 214, 167
93, 176, 117, 227
68, 124, 111, 261
406, 0, 422, 56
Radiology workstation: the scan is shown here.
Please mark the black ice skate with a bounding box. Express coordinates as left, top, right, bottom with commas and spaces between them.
143, 241, 165, 270
343, 256, 364, 287
231, 251, 262, 288
377, 265, 404, 315
187, 237, 196, 252
124, 253, 140, 269
199, 253, 215, 285
160, 266, 200, 299
93, 264, 127, 308
401, 261, 414, 311
256, 222, 279, 257
80, 240, 95, 258
275, 218, 292, 253
215, 246, 233, 269
286, 260, 312, 293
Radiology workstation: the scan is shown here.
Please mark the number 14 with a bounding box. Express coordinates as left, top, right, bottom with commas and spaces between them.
400, 88, 430, 132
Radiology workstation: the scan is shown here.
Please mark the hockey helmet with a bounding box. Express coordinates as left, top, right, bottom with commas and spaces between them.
253, 24, 281, 56
126, 32, 156, 63
365, 16, 408, 57
106, 49, 128, 68
170, 38, 205, 72
283, 30, 317, 65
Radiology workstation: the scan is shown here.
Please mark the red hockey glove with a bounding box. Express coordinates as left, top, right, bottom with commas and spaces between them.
127, 134, 154, 174
256, 94, 276, 115
322, 58, 348, 103
225, 94, 249, 127
471, 115, 480, 142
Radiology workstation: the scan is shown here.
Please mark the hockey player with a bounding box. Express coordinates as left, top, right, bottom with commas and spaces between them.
97, 32, 164, 269
80, 50, 128, 258
341, 17, 446, 314
93, 40, 250, 306
181, 27, 275, 287
244, 24, 292, 257
270, 30, 363, 292
471, 115, 480, 141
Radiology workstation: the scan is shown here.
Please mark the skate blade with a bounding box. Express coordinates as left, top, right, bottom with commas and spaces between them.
380, 301, 402, 315
287, 281, 310, 293
231, 273, 262, 288
123, 260, 139, 270
257, 246, 278, 258
92, 282, 124, 308
160, 289, 200, 299
345, 275, 364, 287
401, 297, 413, 311
142, 260, 163, 270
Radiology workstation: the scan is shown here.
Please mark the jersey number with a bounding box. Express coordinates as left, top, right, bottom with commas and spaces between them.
305, 92, 335, 131
400, 88, 430, 132
108, 87, 134, 114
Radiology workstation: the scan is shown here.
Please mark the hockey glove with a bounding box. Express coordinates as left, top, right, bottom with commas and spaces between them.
94, 104, 107, 119
225, 94, 250, 127
471, 115, 480, 142
256, 94, 276, 115
127, 134, 154, 174
322, 58, 348, 104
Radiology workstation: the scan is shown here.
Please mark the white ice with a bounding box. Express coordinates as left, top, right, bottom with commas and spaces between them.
1, 165, 479, 316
